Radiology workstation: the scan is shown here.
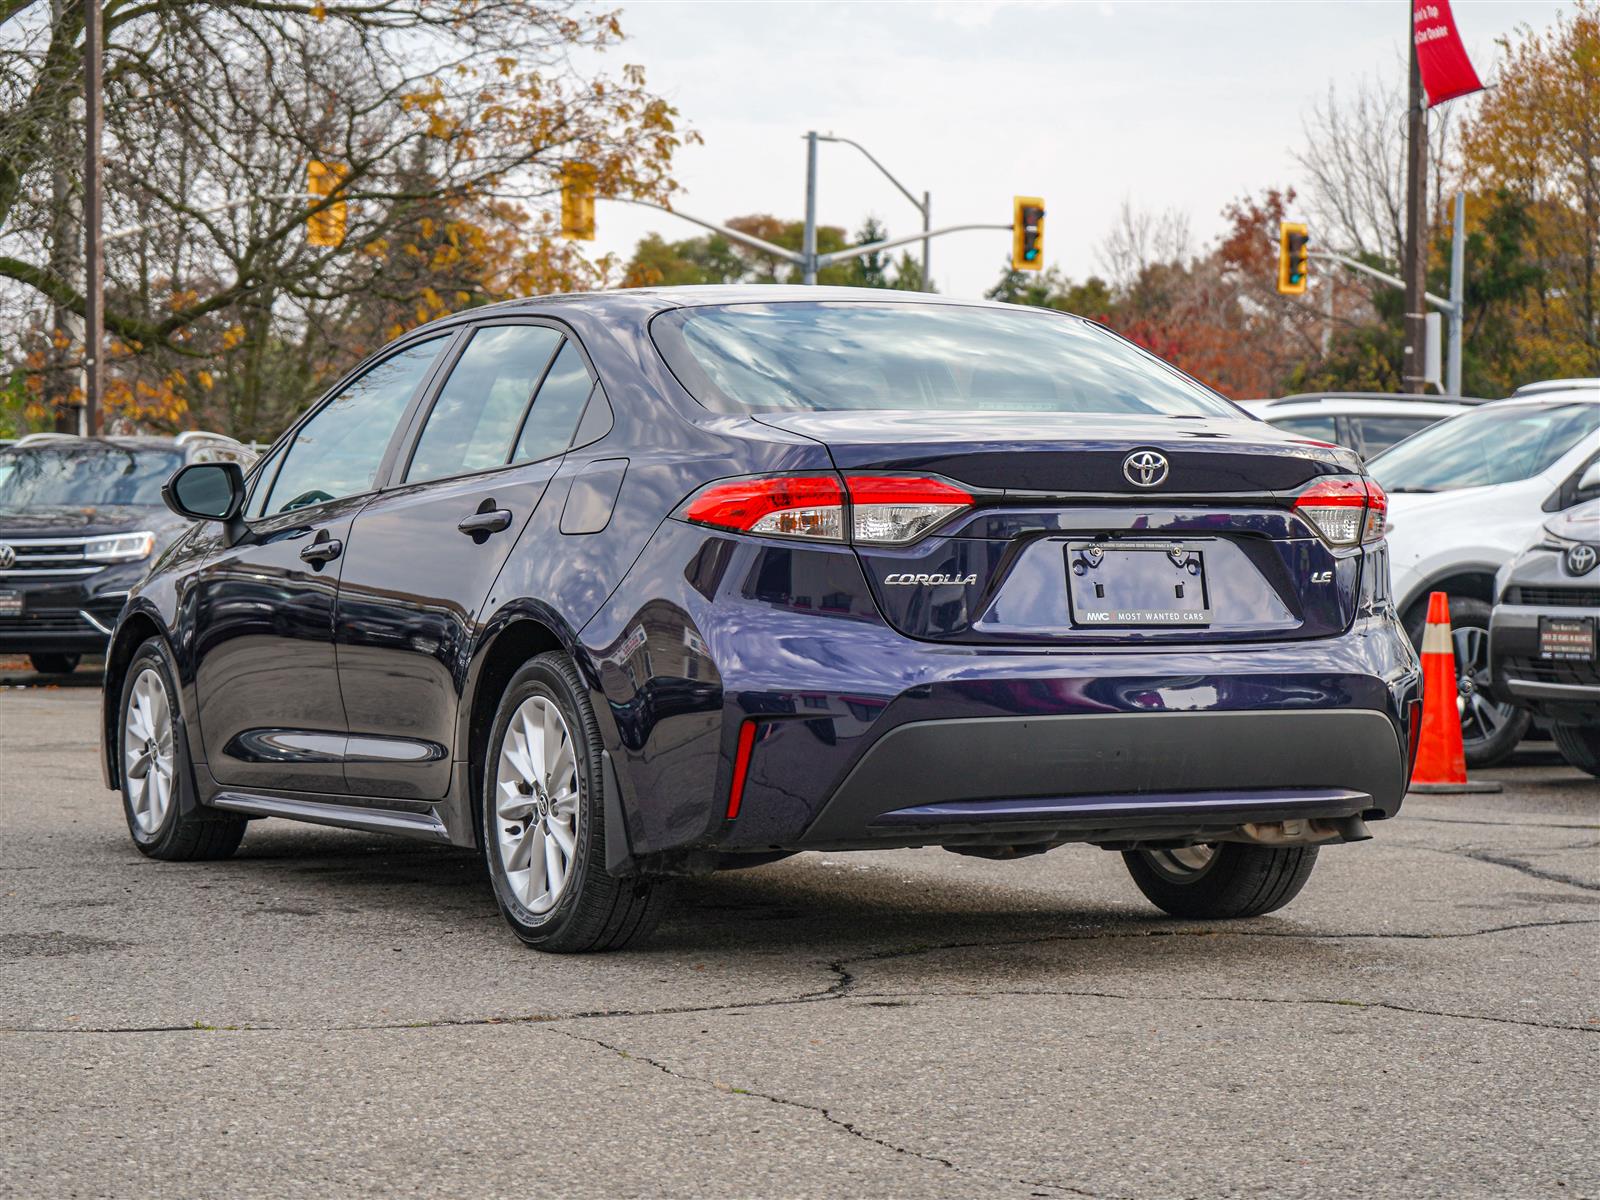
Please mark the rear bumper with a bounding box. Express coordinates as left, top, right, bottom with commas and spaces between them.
798, 709, 1404, 850
1489, 602, 1600, 721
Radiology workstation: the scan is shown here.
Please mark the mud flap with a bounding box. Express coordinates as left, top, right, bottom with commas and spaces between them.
601, 749, 635, 877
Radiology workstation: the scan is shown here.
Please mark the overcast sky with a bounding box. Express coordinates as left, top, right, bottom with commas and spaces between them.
586, 0, 1576, 297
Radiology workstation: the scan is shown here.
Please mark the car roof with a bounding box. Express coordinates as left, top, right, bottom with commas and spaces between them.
1243, 392, 1488, 408
2, 433, 239, 451
1512, 378, 1600, 396
1238, 396, 1475, 417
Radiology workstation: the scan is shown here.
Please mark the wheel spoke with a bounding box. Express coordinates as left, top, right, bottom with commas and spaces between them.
543, 826, 565, 897
548, 816, 575, 858
495, 779, 534, 822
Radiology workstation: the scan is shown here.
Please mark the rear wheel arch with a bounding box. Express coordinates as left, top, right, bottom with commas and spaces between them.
462, 613, 580, 848
1399, 569, 1497, 633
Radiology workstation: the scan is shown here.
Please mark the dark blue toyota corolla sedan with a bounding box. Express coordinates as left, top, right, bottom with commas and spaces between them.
101, 287, 1421, 951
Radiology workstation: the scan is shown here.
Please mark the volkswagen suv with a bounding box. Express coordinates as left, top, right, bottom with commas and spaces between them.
101, 288, 1420, 952
0, 432, 253, 674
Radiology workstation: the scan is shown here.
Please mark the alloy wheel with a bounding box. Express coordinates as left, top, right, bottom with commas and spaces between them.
1140, 843, 1217, 882
493, 694, 581, 914
124, 667, 176, 835
1452, 623, 1518, 750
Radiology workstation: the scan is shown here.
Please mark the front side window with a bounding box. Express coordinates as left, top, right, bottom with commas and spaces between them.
1370, 403, 1600, 492
259, 336, 445, 516
407, 325, 563, 484
652, 301, 1238, 419
0, 446, 182, 508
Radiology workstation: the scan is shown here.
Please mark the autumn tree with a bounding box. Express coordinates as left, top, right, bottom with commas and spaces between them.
1458, 0, 1600, 379
0, 1, 691, 439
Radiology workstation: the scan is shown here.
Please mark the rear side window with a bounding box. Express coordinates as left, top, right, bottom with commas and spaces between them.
1353, 415, 1435, 455
1272, 415, 1340, 443
512, 340, 594, 464
257, 336, 445, 516
652, 301, 1237, 419
407, 325, 563, 483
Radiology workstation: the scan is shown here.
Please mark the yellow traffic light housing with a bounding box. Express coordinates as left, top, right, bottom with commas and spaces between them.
560, 162, 597, 241
1012, 196, 1045, 271
1277, 222, 1310, 295
305, 160, 348, 248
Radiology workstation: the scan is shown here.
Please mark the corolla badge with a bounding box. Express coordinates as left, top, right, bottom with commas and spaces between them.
1123, 450, 1169, 488
0, 543, 14, 569
884, 573, 979, 586
1565, 543, 1598, 577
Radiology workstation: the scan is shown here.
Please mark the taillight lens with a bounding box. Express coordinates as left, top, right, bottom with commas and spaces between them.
684, 475, 846, 541
1293, 476, 1387, 546
683, 473, 972, 545
846, 475, 973, 545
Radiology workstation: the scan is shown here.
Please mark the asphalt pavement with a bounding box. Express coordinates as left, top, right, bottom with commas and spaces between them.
2, 664, 1596, 1199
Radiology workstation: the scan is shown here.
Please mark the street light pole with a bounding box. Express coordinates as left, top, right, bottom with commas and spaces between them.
811, 133, 933, 289
1447, 191, 1465, 397
802, 131, 819, 285
83, 0, 103, 436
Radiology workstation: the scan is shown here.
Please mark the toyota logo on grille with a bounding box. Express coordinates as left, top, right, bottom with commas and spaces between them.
1123, 450, 1169, 488
1566, 543, 1598, 577
0, 543, 14, 569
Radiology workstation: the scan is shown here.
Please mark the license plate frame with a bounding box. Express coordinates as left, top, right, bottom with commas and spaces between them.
1066, 541, 1212, 628
0, 590, 21, 619
1538, 615, 1597, 661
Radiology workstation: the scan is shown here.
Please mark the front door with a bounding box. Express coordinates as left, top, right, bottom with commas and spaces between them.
193, 334, 451, 793
336, 323, 599, 799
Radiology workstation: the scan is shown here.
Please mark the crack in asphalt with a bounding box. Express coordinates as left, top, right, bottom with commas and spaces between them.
6, 916, 1594, 1036
1402, 816, 1600, 832
1427, 846, 1600, 893
547, 1024, 1108, 1200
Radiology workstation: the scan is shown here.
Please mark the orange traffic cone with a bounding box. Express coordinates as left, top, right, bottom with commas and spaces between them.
1408, 591, 1503, 794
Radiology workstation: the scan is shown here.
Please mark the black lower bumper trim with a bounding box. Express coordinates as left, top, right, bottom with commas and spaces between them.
799, 709, 1406, 847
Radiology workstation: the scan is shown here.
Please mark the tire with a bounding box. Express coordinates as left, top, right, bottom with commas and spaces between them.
481, 651, 670, 952
118, 638, 247, 861
1551, 722, 1600, 778
1405, 593, 1529, 767
29, 652, 80, 675
1123, 843, 1319, 919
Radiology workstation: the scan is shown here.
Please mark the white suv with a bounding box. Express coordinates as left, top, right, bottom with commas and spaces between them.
1367, 382, 1600, 764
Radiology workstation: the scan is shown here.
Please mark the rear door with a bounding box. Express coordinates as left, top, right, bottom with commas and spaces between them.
335, 322, 599, 799
193, 334, 450, 792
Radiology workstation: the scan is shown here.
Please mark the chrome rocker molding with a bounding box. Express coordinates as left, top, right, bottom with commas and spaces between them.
208, 791, 452, 842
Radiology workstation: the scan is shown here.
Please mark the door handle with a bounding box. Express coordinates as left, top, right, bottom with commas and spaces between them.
458, 508, 513, 538
299, 537, 342, 565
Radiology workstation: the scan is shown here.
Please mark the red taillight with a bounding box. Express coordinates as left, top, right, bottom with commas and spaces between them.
684, 475, 845, 541
682, 473, 972, 545
1292, 476, 1387, 546
726, 720, 758, 819
846, 474, 973, 545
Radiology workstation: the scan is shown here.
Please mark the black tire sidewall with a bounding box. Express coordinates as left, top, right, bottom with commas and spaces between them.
1552, 722, 1600, 776
29, 653, 80, 675
118, 639, 187, 851
481, 655, 604, 947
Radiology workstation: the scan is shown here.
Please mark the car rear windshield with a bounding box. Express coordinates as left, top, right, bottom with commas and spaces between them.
651, 301, 1239, 419
1369, 402, 1599, 491
0, 445, 183, 508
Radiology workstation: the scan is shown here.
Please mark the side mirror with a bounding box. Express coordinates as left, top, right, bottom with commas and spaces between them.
163, 461, 245, 525
1578, 461, 1600, 494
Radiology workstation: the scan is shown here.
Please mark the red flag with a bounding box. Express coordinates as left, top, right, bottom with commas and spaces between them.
1412, 0, 1484, 106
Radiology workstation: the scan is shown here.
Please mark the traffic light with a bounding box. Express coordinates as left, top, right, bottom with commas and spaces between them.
1277, 221, 1310, 295
1012, 196, 1045, 271
305, 160, 348, 248
560, 162, 596, 240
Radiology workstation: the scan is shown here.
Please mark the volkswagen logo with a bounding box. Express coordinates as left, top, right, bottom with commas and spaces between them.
1565, 543, 1598, 577
0, 543, 14, 569
1123, 450, 1169, 488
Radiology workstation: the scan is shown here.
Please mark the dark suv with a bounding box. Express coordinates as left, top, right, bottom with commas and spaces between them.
102, 288, 1419, 953
0, 432, 254, 673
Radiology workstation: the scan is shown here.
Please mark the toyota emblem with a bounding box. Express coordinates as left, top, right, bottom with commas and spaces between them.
0, 543, 14, 569
1565, 543, 1598, 577
1123, 450, 1169, 488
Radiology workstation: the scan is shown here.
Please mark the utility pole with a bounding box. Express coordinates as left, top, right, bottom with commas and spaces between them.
1402, 33, 1429, 392
1447, 191, 1465, 396
802, 131, 819, 285
921, 190, 931, 291
83, 0, 103, 436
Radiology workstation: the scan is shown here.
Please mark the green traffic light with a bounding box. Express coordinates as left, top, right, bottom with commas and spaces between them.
1024, 248, 1039, 261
